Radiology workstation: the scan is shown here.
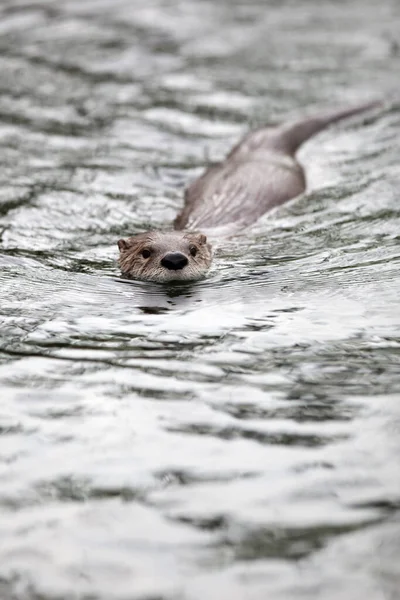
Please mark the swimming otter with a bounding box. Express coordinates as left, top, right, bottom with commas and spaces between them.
118, 101, 379, 282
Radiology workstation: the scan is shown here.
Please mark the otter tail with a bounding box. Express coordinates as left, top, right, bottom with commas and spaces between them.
276, 99, 381, 155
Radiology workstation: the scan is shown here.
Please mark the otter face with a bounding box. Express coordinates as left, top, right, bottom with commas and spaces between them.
118, 231, 212, 283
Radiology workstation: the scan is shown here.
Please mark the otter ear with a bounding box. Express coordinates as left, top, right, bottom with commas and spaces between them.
197, 234, 207, 244
118, 238, 131, 252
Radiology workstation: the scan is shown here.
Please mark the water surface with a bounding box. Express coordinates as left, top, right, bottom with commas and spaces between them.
0, 1, 400, 599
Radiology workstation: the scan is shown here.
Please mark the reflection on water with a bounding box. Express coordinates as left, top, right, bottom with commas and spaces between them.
0, 0, 400, 598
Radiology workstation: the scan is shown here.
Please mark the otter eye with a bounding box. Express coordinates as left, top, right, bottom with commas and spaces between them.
141, 248, 151, 259
189, 246, 198, 257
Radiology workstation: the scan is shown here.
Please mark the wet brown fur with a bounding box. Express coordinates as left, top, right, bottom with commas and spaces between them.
118, 230, 212, 282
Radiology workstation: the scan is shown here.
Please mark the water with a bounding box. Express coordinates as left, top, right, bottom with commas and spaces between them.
1, 0, 400, 598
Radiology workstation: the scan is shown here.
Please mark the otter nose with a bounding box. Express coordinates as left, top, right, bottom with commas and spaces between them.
161, 252, 188, 271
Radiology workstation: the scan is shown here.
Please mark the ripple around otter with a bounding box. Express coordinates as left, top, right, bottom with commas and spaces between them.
1, 0, 400, 599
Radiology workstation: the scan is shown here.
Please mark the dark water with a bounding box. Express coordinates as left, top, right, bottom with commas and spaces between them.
1, 1, 400, 598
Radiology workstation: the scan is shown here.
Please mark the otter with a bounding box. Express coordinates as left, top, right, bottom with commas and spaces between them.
118, 101, 379, 282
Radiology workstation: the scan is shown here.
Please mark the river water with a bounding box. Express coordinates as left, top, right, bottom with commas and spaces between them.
0, 1, 399, 599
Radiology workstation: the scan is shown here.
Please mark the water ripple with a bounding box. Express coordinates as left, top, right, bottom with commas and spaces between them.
1, 0, 400, 598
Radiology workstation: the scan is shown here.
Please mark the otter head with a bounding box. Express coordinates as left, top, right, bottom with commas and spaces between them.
118, 230, 212, 283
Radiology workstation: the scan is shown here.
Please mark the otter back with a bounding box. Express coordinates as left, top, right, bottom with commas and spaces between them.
174, 101, 379, 232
